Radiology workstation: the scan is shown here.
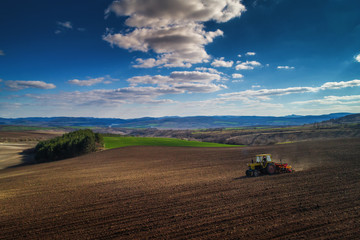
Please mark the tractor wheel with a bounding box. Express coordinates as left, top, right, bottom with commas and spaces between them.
266, 163, 276, 175
253, 170, 260, 177
246, 170, 252, 177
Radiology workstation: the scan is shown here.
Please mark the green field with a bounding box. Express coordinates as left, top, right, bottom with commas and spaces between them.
104, 136, 243, 149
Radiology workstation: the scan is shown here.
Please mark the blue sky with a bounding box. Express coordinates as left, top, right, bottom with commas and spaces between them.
1, 0, 360, 118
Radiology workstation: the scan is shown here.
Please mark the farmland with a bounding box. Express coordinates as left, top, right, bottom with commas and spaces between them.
1, 135, 360, 239
104, 136, 243, 149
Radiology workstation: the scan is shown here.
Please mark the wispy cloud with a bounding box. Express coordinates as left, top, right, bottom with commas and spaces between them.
4, 80, 56, 90
0, 50, 5, 56
128, 70, 226, 93
57, 21, 73, 29
245, 52, 256, 56
219, 79, 360, 101
68, 76, 116, 86
195, 67, 223, 75
235, 60, 261, 70
211, 57, 234, 67
24, 70, 227, 107
232, 73, 244, 79
293, 95, 360, 105
103, 0, 246, 68
26, 87, 180, 106
55, 21, 85, 34
277, 65, 295, 70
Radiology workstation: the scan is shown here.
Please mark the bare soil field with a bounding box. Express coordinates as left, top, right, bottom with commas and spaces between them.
1, 138, 360, 239
0, 131, 64, 169
0, 142, 36, 170
0, 130, 64, 142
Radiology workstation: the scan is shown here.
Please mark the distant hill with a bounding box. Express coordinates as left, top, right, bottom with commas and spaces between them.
0, 113, 353, 129
316, 113, 360, 126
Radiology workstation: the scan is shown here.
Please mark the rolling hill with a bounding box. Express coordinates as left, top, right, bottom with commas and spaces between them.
0, 113, 353, 129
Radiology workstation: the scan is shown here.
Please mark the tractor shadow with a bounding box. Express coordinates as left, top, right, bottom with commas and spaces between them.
233, 176, 249, 180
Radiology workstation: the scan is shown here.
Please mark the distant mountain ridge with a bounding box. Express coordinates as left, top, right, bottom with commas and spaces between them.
0, 113, 353, 129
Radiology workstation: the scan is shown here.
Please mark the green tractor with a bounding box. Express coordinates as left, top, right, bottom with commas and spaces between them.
245, 154, 293, 177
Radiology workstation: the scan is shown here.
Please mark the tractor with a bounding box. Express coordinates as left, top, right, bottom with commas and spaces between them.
245, 154, 293, 177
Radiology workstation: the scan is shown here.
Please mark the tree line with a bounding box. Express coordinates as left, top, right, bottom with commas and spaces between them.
35, 129, 104, 162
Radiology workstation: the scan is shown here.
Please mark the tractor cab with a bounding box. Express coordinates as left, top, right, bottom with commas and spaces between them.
255, 154, 272, 164
249, 154, 272, 169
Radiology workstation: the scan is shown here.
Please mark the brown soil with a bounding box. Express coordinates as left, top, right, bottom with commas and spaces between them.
0, 130, 64, 142
1, 138, 360, 239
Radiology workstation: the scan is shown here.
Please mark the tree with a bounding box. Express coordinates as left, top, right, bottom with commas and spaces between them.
35, 129, 104, 162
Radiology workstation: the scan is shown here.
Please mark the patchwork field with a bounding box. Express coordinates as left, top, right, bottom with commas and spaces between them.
1, 138, 360, 239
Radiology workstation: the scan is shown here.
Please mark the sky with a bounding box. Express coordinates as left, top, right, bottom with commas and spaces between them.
1, 0, 360, 118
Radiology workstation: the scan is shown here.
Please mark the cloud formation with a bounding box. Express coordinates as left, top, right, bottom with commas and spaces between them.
211, 57, 234, 67
355, 54, 360, 63
55, 21, 85, 34
25, 70, 227, 107
245, 52, 256, 56
277, 66, 295, 70
5, 81, 56, 90
232, 73, 244, 78
219, 79, 360, 101
68, 76, 115, 86
104, 0, 246, 68
57, 21, 72, 29
235, 60, 261, 70
26, 87, 179, 106
293, 95, 360, 105
128, 70, 225, 93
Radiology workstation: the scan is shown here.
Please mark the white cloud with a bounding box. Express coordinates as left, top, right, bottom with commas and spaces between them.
127, 71, 226, 93
55, 21, 85, 34
195, 67, 223, 75
232, 73, 244, 78
277, 66, 295, 70
355, 54, 360, 62
293, 95, 360, 105
218, 79, 360, 102
105, 23, 223, 68
237, 54, 242, 57
127, 75, 172, 86
172, 83, 226, 93
170, 71, 221, 82
26, 87, 181, 106
211, 57, 234, 67
57, 21, 73, 29
68, 76, 116, 86
104, 0, 246, 68
320, 79, 360, 90
245, 52, 256, 56
5, 80, 56, 90
0, 50, 5, 56
235, 60, 261, 70
220, 87, 317, 101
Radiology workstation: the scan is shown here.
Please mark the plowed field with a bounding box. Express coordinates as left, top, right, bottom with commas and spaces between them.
1, 138, 360, 239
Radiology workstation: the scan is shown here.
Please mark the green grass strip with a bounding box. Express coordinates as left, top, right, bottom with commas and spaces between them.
104, 136, 243, 149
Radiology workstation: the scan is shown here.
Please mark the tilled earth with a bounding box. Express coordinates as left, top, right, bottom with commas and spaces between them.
1, 138, 360, 239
